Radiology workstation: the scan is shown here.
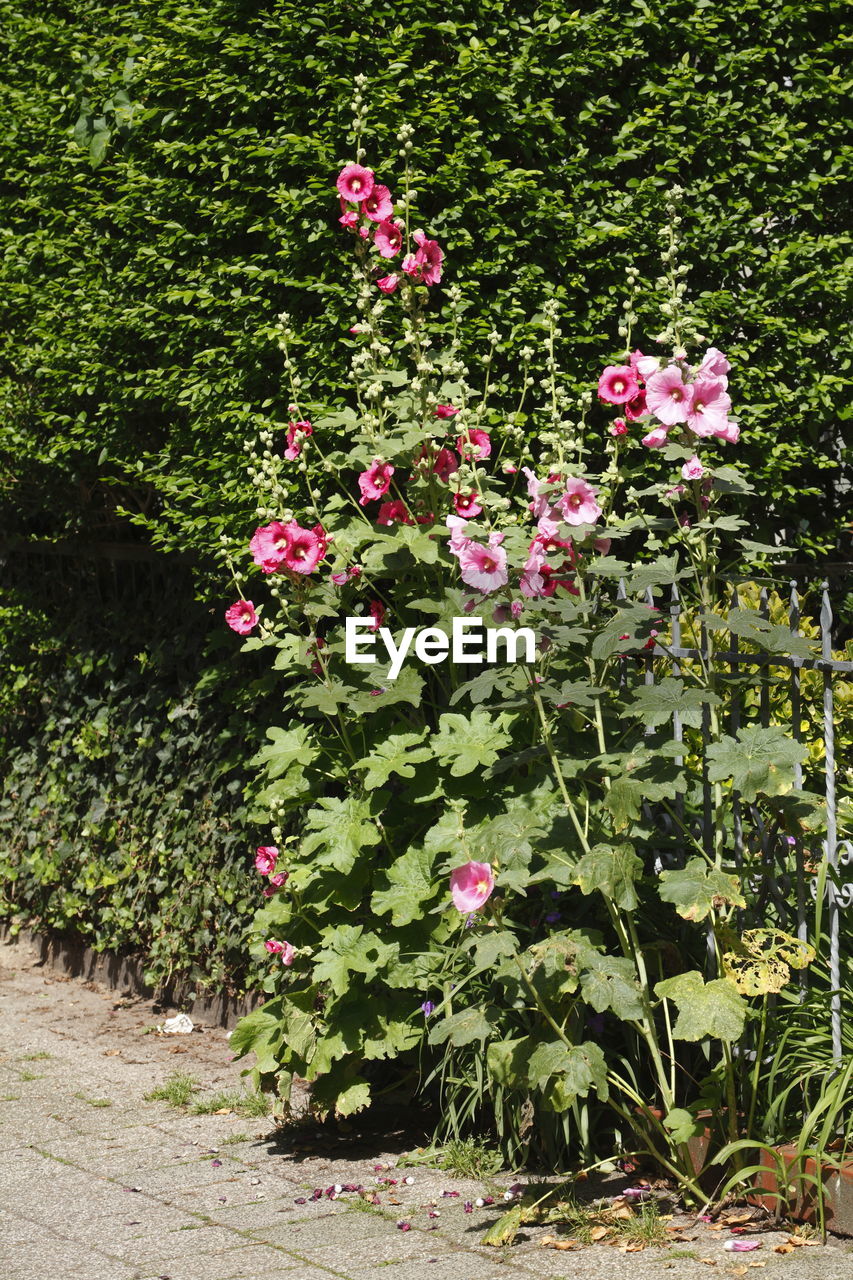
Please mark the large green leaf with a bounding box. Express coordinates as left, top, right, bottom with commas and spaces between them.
706, 726, 807, 802
431, 709, 511, 776
312, 925, 398, 996
573, 843, 643, 910
370, 845, 438, 926
427, 1004, 497, 1047
250, 725, 314, 780
655, 971, 747, 1042
657, 857, 746, 921
628, 678, 720, 730
580, 954, 644, 1021
355, 730, 432, 788
300, 796, 381, 873
527, 1040, 608, 1104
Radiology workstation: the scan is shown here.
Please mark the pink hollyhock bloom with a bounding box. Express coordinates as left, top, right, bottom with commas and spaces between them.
358, 458, 395, 504
434, 404, 459, 419
249, 521, 291, 574
338, 210, 358, 229
376, 274, 399, 294
446, 514, 471, 555
432, 447, 459, 483
520, 540, 547, 598
698, 346, 730, 381
609, 418, 628, 437
624, 389, 648, 420
264, 939, 295, 964
282, 522, 328, 574
284, 418, 313, 460
536, 513, 560, 541
511, 599, 524, 619
682, 454, 705, 480
377, 499, 412, 525
633, 353, 661, 380
716, 419, 740, 444
358, 226, 370, 239
368, 600, 386, 631
453, 491, 483, 518
594, 537, 612, 554
555, 477, 602, 525
330, 570, 349, 585
642, 427, 669, 448
457, 429, 492, 460
263, 871, 289, 897
450, 861, 495, 912
361, 183, 393, 222
645, 365, 692, 425
336, 163, 374, 203
412, 230, 443, 285
685, 376, 731, 438
255, 846, 279, 875
374, 219, 403, 258
225, 599, 258, 634
401, 252, 420, 278
597, 364, 639, 404
503, 463, 517, 474
458, 536, 508, 593
522, 467, 551, 520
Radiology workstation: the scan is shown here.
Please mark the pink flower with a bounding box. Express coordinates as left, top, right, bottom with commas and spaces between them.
336, 163, 374, 203
358, 458, 395, 505
225, 599, 258, 634
453, 491, 483, 519
446, 514, 471, 554
458, 535, 508, 593
722, 1241, 761, 1253
432, 448, 459, 483
456, 429, 492, 460
630, 351, 661, 380
434, 404, 459, 419
374, 219, 404, 258
281, 522, 328, 574
284, 418, 313, 460
598, 365, 639, 404
555, 477, 602, 525
263, 871, 289, 897
249, 521, 292, 574
685, 376, 731, 438
412, 230, 443, 285
377, 499, 412, 525
368, 600, 386, 631
624, 389, 648, 420
645, 365, 692, 426
361, 183, 393, 222
255, 846, 279, 875
264, 939, 295, 965
698, 346, 730, 381
450, 861, 495, 912
681, 454, 705, 480
609, 418, 628, 437
401, 252, 420, 277
716, 419, 740, 444
642, 427, 669, 449
338, 210, 358, 229
376, 274, 399, 294
522, 467, 549, 520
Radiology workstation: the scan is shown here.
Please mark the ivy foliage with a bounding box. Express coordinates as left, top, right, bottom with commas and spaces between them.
0, 0, 849, 564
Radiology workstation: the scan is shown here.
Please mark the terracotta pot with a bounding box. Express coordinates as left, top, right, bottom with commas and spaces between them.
751, 1144, 853, 1237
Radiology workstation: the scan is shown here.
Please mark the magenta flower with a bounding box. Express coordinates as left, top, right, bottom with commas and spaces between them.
431, 447, 459, 484
452, 491, 483, 519
254, 846, 279, 875
450, 861, 495, 912
412, 230, 443, 285
263, 871, 289, 898
336, 163, 375, 203
358, 458, 395, 505
368, 600, 386, 631
555, 477, 602, 525
281, 522, 328, 575
249, 521, 291, 574
458, 534, 508, 592
457, 428, 491, 460
225, 599, 258, 635
376, 274, 399, 294
597, 364, 639, 404
434, 404, 459, 419
377, 499, 412, 526
609, 418, 628, 437
264, 939, 295, 965
338, 210, 358, 229
374, 219, 404, 258
624, 388, 648, 420
685, 376, 731, 438
645, 365, 692, 426
681, 454, 705, 480
361, 183, 393, 222
641, 427, 669, 449
284, 418, 313, 461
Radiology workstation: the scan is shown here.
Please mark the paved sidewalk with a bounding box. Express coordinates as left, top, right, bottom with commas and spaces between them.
2, 937, 852, 1280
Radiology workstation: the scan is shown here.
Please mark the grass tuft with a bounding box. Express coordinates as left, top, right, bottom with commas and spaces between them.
144, 1072, 200, 1107
402, 1136, 504, 1179
191, 1087, 270, 1118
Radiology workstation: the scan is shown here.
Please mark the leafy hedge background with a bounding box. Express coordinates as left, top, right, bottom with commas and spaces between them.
0, 0, 849, 986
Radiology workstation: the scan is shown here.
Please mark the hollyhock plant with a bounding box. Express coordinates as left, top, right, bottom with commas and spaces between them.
453, 491, 483, 519
281, 521, 328, 574
374, 219, 404, 258
336, 163, 374, 203
685, 376, 731, 438
457, 533, 508, 593
555, 477, 602, 525
377, 499, 412, 525
412, 230, 443, 285
645, 365, 692, 425
434, 404, 459, 419
264, 939, 295, 964
598, 364, 639, 404
361, 183, 393, 221
284, 419, 313, 460
255, 845, 279, 875
358, 459, 395, 504
225, 599, 258, 634
450, 861, 495, 912
376, 274, 399, 294
457, 428, 491, 460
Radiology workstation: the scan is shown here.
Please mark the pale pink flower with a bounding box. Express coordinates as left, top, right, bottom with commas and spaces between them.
374, 220, 404, 258
412, 230, 443, 285
698, 346, 730, 381
594, 537, 612, 554
446, 514, 471, 555
377, 499, 412, 525
432, 447, 459, 483
284, 418, 313, 460
453, 491, 483, 519
555, 477, 602, 525
522, 467, 551, 520
434, 404, 459, 419
255, 846, 278, 875
450, 861, 495, 912
520, 540, 547, 598
376, 274, 399, 294
624, 389, 648, 420
249, 521, 291, 574
716, 419, 740, 444
631, 351, 661, 380
225, 599, 258, 634
609, 418, 628, 437
458, 536, 508, 593
510, 600, 524, 619
361, 183, 393, 221
264, 939, 295, 965
358, 226, 369, 239
358, 458, 395, 505
456, 429, 491, 460
598, 364, 639, 404
338, 210, 358, 229
681, 454, 705, 480
336, 163, 374, 203
722, 1241, 761, 1253
641, 427, 669, 448
646, 365, 692, 425
685, 376, 731, 438
330, 570, 349, 585
536, 513, 560, 541
401, 252, 420, 277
